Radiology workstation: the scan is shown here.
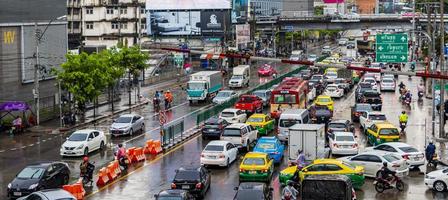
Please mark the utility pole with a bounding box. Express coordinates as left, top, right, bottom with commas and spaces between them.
251, 2, 257, 54
411, 0, 416, 62
440, 0, 445, 137
34, 23, 40, 126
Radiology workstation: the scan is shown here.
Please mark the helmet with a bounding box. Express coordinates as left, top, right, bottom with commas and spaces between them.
402, 111, 405, 114
167, 90, 170, 93
118, 143, 123, 148
83, 156, 89, 162
298, 149, 303, 154
383, 162, 387, 167
429, 141, 433, 144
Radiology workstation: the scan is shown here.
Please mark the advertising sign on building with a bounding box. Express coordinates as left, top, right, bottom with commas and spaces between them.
236, 24, 250, 45
147, 11, 202, 36
232, 0, 249, 23
200, 11, 228, 36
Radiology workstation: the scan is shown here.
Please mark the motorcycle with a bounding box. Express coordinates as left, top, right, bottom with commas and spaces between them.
404, 96, 411, 106
418, 91, 424, 101
118, 156, 128, 170
374, 175, 404, 193
400, 122, 407, 134
153, 97, 160, 112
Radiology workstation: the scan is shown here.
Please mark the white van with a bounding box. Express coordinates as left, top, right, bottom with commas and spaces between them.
278, 109, 310, 142
229, 65, 250, 88
290, 50, 304, 61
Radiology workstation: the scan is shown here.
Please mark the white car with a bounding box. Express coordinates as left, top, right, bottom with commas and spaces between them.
307, 86, 317, 102
324, 72, 338, 83
219, 108, 247, 124
60, 129, 106, 156
338, 38, 348, 46
324, 84, 344, 98
110, 114, 145, 136
213, 90, 238, 104
329, 132, 358, 155
221, 123, 258, 151
200, 140, 238, 167
339, 151, 410, 178
359, 111, 387, 130
380, 78, 396, 91
365, 142, 425, 167
382, 74, 395, 80
361, 77, 378, 90
307, 54, 318, 62
425, 168, 448, 192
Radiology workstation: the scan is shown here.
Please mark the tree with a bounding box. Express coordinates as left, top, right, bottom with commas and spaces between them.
99, 49, 126, 111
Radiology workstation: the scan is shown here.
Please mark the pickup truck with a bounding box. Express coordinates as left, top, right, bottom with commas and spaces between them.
234, 95, 263, 113
359, 90, 382, 111
221, 123, 258, 152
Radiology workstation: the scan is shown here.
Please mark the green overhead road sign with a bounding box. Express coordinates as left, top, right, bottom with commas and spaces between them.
375, 33, 408, 63
434, 84, 448, 91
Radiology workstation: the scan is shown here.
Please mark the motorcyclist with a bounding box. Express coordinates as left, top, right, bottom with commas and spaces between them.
417, 83, 425, 98
380, 162, 397, 185
164, 90, 173, 109
403, 89, 412, 103
399, 111, 408, 132
116, 144, 127, 169
398, 82, 406, 94
426, 141, 436, 165
282, 180, 299, 200
295, 149, 307, 169
79, 156, 95, 185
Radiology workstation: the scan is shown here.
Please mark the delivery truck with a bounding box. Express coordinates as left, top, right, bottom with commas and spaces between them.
187, 71, 223, 104
288, 124, 330, 161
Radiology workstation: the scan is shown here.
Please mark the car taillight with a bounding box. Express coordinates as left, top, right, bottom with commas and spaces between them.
402, 154, 409, 160
219, 154, 225, 158
171, 183, 176, 189
196, 183, 203, 189
333, 143, 339, 148
261, 169, 268, 173
355, 112, 360, 117
352, 144, 358, 148
240, 168, 245, 172
201, 154, 205, 158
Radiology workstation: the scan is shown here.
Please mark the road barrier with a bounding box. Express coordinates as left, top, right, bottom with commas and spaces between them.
96, 167, 110, 186
144, 139, 154, 154
162, 118, 185, 148
63, 179, 85, 200
150, 140, 163, 154
106, 163, 118, 180
134, 147, 146, 162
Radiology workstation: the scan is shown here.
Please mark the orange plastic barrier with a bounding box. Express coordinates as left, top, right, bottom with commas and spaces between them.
111, 160, 121, 175
107, 163, 118, 180
63, 179, 85, 200
127, 147, 137, 164
150, 140, 163, 155
96, 167, 110, 186
143, 139, 154, 154
134, 147, 146, 162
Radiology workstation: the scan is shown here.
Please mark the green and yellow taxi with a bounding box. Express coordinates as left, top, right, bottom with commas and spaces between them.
245, 114, 275, 135
239, 152, 274, 182
279, 165, 298, 185
366, 122, 400, 146
314, 95, 334, 111
352, 70, 360, 83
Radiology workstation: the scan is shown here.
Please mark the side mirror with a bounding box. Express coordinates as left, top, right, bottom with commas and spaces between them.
175, 169, 179, 173
154, 194, 158, 198
234, 186, 238, 190
66, 137, 69, 140
88, 138, 92, 141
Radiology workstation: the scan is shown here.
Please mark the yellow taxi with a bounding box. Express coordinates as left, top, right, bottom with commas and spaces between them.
365, 122, 400, 146
314, 95, 334, 111
299, 159, 365, 189
239, 152, 274, 182
245, 114, 275, 136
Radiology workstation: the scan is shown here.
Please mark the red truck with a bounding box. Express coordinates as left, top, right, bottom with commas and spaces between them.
234, 95, 263, 113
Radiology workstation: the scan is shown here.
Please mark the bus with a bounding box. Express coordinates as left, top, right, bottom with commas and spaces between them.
270, 77, 308, 119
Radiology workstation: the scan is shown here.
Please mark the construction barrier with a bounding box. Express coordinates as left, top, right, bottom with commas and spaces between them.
63, 179, 85, 200
96, 167, 110, 186
111, 160, 121, 175
107, 163, 118, 180
144, 139, 154, 154
127, 147, 137, 164
134, 147, 146, 162
150, 140, 163, 155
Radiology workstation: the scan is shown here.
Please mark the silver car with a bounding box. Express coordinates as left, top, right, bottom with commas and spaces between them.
110, 114, 145, 136
380, 78, 396, 91
252, 90, 271, 106
213, 90, 238, 104
18, 189, 76, 200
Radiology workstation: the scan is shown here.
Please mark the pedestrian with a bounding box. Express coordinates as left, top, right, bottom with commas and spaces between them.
426, 141, 436, 166
12, 116, 22, 133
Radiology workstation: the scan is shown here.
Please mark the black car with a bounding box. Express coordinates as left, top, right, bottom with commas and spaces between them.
327, 119, 355, 139
310, 105, 333, 124
234, 182, 273, 200
359, 90, 382, 110
8, 162, 70, 198
350, 103, 373, 122
301, 175, 356, 200
171, 166, 211, 198
154, 189, 195, 200
355, 83, 373, 102
300, 70, 312, 80
201, 117, 229, 140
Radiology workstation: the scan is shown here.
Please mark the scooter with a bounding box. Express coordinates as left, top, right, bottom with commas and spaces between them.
400, 122, 407, 134
374, 175, 404, 193
418, 91, 424, 101
404, 96, 411, 106
118, 156, 128, 171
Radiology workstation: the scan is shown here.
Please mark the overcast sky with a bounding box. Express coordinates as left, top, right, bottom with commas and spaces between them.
0, 0, 66, 23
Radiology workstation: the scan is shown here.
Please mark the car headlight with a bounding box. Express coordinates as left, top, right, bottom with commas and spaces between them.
425, 175, 436, 179
119, 126, 129, 130
29, 183, 38, 190
76, 144, 84, 150
7, 183, 11, 189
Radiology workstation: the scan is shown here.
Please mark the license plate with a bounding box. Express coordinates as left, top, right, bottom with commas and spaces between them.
207, 129, 216, 132
208, 156, 216, 159
13, 192, 21, 196
65, 151, 72, 153
249, 171, 257, 174
182, 185, 190, 189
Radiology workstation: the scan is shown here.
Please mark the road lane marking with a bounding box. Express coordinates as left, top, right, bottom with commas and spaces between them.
85, 133, 201, 198
10, 148, 17, 151
0, 150, 4, 153
28, 144, 34, 147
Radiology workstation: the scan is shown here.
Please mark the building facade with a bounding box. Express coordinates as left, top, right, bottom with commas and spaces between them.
251, 0, 282, 17
281, 0, 314, 17
67, 0, 147, 49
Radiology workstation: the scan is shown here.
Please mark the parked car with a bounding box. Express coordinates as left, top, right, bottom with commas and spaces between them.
245, 114, 275, 136
380, 77, 396, 91
350, 103, 373, 122
359, 111, 386, 131
324, 84, 344, 98
154, 189, 195, 200
200, 140, 238, 167
110, 114, 145, 136
239, 152, 274, 182
252, 90, 271, 106
213, 90, 239, 104
60, 129, 106, 156
253, 136, 285, 164
329, 132, 358, 155
424, 168, 448, 192
221, 123, 258, 151
219, 108, 247, 124
171, 166, 211, 198
234, 95, 264, 113
364, 142, 425, 168
355, 83, 373, 102
339, 151, 409, 178
201, 117, 229, 140
17, 189, 76, 200
7, 162, 70, 198
359, 90, 382, 110
233, 182, 273, 200
258, 64, 277, 76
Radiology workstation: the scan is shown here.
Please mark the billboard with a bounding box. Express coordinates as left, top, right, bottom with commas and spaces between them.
232, 0, 249, 23
200, 11, 229, 36
148, 11, 201, 36
236, 24, 250, 45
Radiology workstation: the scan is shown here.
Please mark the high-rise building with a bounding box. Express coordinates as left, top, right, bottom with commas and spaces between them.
282, 0, 314, 17
251, 0, 282, 17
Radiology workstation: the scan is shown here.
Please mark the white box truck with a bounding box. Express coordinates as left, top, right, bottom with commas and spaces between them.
187, 71, 223, 104
288, 124, 330, 161
229, 65, 250, 88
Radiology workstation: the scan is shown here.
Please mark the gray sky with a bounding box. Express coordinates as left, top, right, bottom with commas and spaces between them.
0, 0, 66, 23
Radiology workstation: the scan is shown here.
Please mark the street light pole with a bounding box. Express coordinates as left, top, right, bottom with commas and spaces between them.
34, 23, 40, 126
440, 0, 445, 137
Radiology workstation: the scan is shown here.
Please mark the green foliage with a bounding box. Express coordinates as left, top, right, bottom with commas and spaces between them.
314, 6, 324, 16
110, 46, 149, 77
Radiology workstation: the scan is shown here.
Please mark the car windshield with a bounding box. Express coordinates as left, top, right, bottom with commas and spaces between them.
243, 158, 265, 165
220, 112, 235, 118
253, 92, 266, 98
116, 117, 132, 123
157, 197, 183, 200
326, 73, 337, 77
317, 98, 331, 103
398, 147, 419, 153
247, 117, 264, 123
17, 167, 45, 179
379, 128, 399, 135
256, 143, 275, 150
363, 79, 375, 83
174, 170, 200, 181
188, 82, 205, 90
204, 145, 224, 151
369, 114, 386, 120
274, 94, 297, 104
279, 119, 300, 127
329, 123, 346, 129
217, 91, 232, 98
336, 136, 354, 141
383, 154, 400, 162
232, 75, 244, 80
68, 133, 88, 141
222, 128, 242, 136
356, 104, 372, 112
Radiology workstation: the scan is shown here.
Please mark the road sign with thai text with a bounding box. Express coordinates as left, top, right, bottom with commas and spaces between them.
375, 34, 408, 63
